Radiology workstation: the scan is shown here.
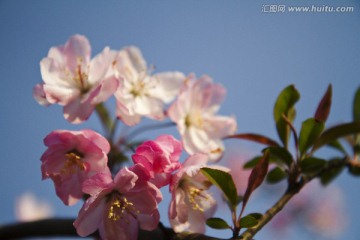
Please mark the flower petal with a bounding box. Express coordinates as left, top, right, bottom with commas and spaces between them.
62, 35, 91, 73
33, 84, 50, 106
150, 71, 185, 103
88, 47, 112, 85
113, 167, 138, 193
74, 197, 106, 237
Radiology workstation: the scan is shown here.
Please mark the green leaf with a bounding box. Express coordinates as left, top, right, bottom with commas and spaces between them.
273, 85, 300, 148
353, 86, 360, 122
312, 122, 360, 152
248, 213, 263, 220
349, 164, 360, 176
266, 167, 287, 184
201, 168, 238, 209
243, 156, 261, 169
320, 158, 344, 185
300, 157, 326, 174
299, 118, 325, 156
223, 195, 243, 210
226, 133, 280, 147
239, 215, 258, 228
267, 147, 293, 167
236, 195, 244, 205
327, 140, 346, 154
314, 84, 332, 122
206, 217, 231, 229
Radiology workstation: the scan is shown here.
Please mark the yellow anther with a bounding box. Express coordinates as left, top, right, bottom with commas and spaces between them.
188, 186, 208, 212
107, 196, 140, 222
210, 148, 222, 154
61, 152, 85, 174
130, 81, 146, 97
108, 199, 122, 221
184, 112, 203, 129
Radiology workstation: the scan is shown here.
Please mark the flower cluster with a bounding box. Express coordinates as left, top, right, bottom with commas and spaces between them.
35, 35, 236, 240
34, 34, 236, 160
31, 34, 355, 240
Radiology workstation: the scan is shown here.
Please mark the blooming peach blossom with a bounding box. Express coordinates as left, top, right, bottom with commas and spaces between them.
168, 74, 237, 161
74, 166, 162, 240
34, 35, 119, 123
41, 129, 110, 205
113, 46, 185, 125
169, 153, 220, 233
132, 134, 182, 188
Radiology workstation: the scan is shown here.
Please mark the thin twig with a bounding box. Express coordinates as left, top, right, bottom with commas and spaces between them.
239, 156, 349, 240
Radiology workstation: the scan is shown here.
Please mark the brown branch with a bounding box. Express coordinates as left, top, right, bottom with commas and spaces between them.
239, 156, 349, 240
0, 218, 80, 239
239, 189, 297, 240
0, 218, 227, 240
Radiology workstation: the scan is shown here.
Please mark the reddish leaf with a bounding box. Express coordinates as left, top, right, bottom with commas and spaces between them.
226, 133, 280, 147
240, 151, 270, 219
314, 84, 332, 122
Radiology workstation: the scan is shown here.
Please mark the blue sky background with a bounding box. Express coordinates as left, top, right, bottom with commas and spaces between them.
1, 0, 360, 239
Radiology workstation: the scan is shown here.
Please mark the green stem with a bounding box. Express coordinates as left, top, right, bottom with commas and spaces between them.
95, 103, 114, 137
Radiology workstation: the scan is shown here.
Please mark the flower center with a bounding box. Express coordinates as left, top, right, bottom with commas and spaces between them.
61, 151, 85, 174
185, 112, 204, 128
73, 58, 91, 94
63, 57, 90, 94
107, 194, 140, 223
130, 80, 146, 97
187, 186, 209, 212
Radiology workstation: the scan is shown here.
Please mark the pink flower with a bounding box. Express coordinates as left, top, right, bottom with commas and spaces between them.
74, 166, 162, 240
41, 129, 110, 205
132, 134, 182, 188
168, 153, 217, 233
113, 46, 185, 125
168, 74, 237, 161
34, 34, 119, 123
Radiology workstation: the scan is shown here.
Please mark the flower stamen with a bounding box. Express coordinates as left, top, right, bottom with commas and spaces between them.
108, 196, 140, 223
61, 151, 85, 174
188, 186, 208, 212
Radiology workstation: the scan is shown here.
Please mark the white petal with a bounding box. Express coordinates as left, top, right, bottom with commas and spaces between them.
63, 35, 91, 74
88, 47, 113, 85
124, 46, 147, 73
43, 84, 80, 105
150, 71, 185, 103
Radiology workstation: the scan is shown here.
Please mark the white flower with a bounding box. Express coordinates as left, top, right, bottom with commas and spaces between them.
168, 74, 237, 161
113, 46, 185, 126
